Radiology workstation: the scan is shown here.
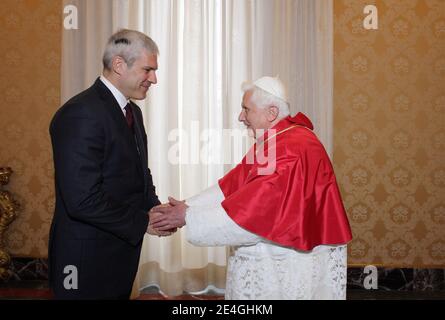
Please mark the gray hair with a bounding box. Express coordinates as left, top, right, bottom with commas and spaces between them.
102, 29, 159, 70
241, 83, 290, 119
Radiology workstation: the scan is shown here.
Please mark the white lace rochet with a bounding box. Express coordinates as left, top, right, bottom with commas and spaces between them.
185, 184, 348, 300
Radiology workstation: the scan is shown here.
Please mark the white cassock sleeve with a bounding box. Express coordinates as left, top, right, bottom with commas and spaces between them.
185, 184, 261, 247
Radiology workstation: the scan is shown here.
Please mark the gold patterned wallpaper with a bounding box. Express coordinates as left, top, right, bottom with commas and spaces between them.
0, 0, 62, 258
334, 0, 445, 267
0, 0, 443, 268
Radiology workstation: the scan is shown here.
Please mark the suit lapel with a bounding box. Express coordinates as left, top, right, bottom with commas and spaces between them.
94, 78, 140, 146
93, 78, 149, 193
130, 103, 149, 195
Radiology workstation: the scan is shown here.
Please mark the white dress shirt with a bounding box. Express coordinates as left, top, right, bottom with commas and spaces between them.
100, 75, 129, 115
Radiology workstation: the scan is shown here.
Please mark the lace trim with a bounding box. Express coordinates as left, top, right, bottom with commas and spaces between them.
225, 245, 347, 300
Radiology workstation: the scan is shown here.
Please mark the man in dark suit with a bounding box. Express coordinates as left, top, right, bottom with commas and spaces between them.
49, 29, 162, 299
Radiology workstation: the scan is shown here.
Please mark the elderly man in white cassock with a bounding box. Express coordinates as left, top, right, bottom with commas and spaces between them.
148, 76, 353, 300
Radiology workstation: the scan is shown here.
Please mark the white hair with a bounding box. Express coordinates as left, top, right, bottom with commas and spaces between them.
102, 29, 159, 70
241, 82, 290, 119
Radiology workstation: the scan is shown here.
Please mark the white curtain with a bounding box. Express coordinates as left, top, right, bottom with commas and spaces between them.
61, 0, 333, 297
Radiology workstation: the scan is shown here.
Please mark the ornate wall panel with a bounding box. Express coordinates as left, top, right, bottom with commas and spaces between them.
0, 0, 61, 257
334, 0, 445, 267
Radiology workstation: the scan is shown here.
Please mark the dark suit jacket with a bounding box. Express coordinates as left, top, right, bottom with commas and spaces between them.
48, 78, 160, 299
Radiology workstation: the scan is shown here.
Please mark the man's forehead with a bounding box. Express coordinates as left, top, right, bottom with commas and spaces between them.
242, 90, 254, 101
138, 50, 158, 66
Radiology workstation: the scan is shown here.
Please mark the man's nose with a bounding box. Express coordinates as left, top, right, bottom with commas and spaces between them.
149, 71, 157, 84
238, 111, 245, 122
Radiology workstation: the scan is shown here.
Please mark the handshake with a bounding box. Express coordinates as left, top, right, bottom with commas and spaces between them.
147, 197, 188, 237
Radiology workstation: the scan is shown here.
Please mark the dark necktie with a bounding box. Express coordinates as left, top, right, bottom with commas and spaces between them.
124, 103, 134, 130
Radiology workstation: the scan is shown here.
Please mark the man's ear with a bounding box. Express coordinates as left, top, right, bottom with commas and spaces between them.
111, 56, 127, 75
267, 106, 279, 122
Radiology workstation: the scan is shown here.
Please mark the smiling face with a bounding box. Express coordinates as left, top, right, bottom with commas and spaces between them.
238, 90, 273, 137
117, 49, 158, 100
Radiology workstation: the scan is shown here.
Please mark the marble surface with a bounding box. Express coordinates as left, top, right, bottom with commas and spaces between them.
1, 258, 444, 293
348, 267, 444, 291
3, 258, 48, 282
